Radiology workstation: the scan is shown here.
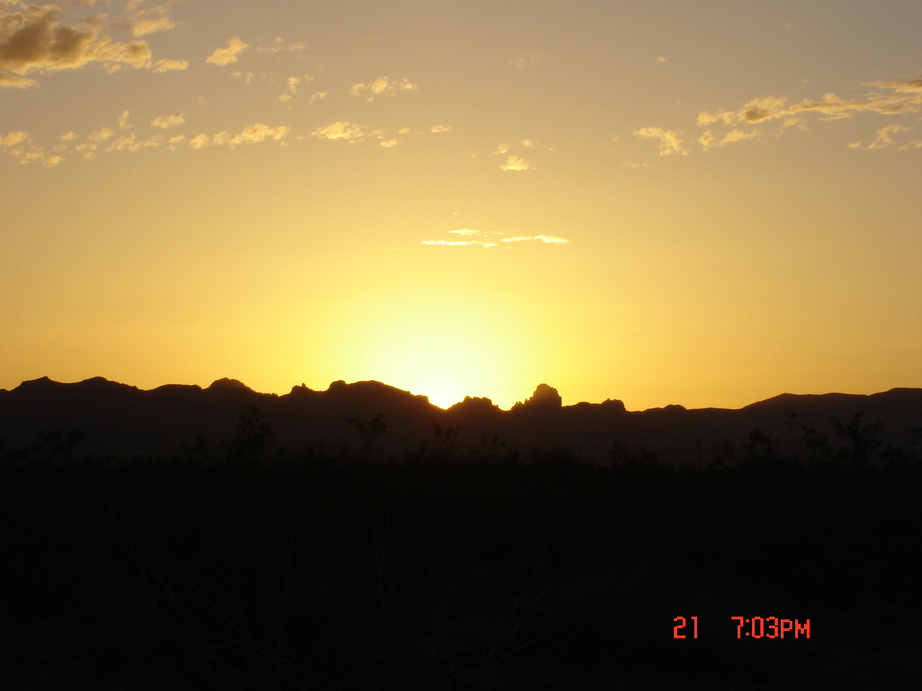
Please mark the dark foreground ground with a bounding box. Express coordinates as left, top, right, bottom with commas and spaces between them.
2, 453, 921, 690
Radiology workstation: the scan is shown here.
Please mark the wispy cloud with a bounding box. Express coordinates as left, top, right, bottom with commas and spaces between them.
694, 78, 922, 151
131, 16, 174, 37
848, 124, 919, 150
88, 127, 115, 143
869, 124, 909, 149
421, 228, 568, 248
152, 58, 188, 72
698, 81, 922, 127
256, 37, 305, 53
633, 127, 688, 156
151, 113, 185, 129
126, 1, 179, 37
636, 76, 922, 156
507, 51, 543, 68
430, 125, 451, 133
106, 132, 162, 152
349, 75, 417, 101
206, 37, 248, 66
189, 123, 289, 148
1, 130, 61, 166
230, 70, 254, 83
698, 127, 760, 151
502, 235, 567, 244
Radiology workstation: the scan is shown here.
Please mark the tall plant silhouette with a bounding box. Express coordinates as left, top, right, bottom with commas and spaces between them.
226, 406, 275, 467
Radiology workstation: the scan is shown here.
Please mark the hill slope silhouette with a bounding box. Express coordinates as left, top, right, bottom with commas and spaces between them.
2, 377, 921, 466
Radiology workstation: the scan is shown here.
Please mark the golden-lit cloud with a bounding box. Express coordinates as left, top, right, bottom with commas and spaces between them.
698, 80, 922, 127
206, 37, 248, 66
349, 75, 417, 101
501, 235, 568, 244
231, 122, 289, 145
188, 133, 210, 150
187, 123, 289, 149
117, 110, 133, 129
868, 124, 910, 149
690, 78, 922, 152
311, 121, 367, 141
430, 124, 451, 133
1, 130, 30, 148
309, 91, 326, 103
699, 127, 761, 151
421, 228, 568, 248
12, 149, 63, 166
698, 130, 715, 151
106, 132, 162, 152
152, 57, 187, 72
131, 16, 174, 37
422, 228, 497, 247
500, 154, 532, 171
633, 127, 688, 156
492, 143, 509, 155
0, 3, 153, 87
151, 113, 184, 129
88, 126, 115, 142
1, 129, 62, 166
256, 37, 305, 53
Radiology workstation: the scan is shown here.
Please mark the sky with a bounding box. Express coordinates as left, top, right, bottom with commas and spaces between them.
2, 0, 921, 411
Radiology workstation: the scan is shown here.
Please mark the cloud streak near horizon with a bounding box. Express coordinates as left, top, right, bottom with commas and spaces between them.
421, 229, 568, 248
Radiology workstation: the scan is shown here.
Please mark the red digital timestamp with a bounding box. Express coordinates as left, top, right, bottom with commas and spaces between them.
674, 616, 810, 639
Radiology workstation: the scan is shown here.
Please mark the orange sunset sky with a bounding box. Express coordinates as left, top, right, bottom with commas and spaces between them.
2, 0, 921, 410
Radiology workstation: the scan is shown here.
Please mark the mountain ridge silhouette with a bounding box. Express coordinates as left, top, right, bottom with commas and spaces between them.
2, 377, 921, 466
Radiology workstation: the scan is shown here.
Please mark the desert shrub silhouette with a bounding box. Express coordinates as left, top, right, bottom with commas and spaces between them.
830, 410, 884, 468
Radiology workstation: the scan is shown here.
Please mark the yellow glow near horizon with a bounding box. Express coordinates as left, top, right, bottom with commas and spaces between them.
313, 285, 540, 410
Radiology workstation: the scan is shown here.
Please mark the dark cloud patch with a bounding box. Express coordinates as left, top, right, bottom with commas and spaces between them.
0, 3, 153, 87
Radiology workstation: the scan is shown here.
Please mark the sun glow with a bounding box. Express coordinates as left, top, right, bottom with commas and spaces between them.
315, 287, 540, 410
